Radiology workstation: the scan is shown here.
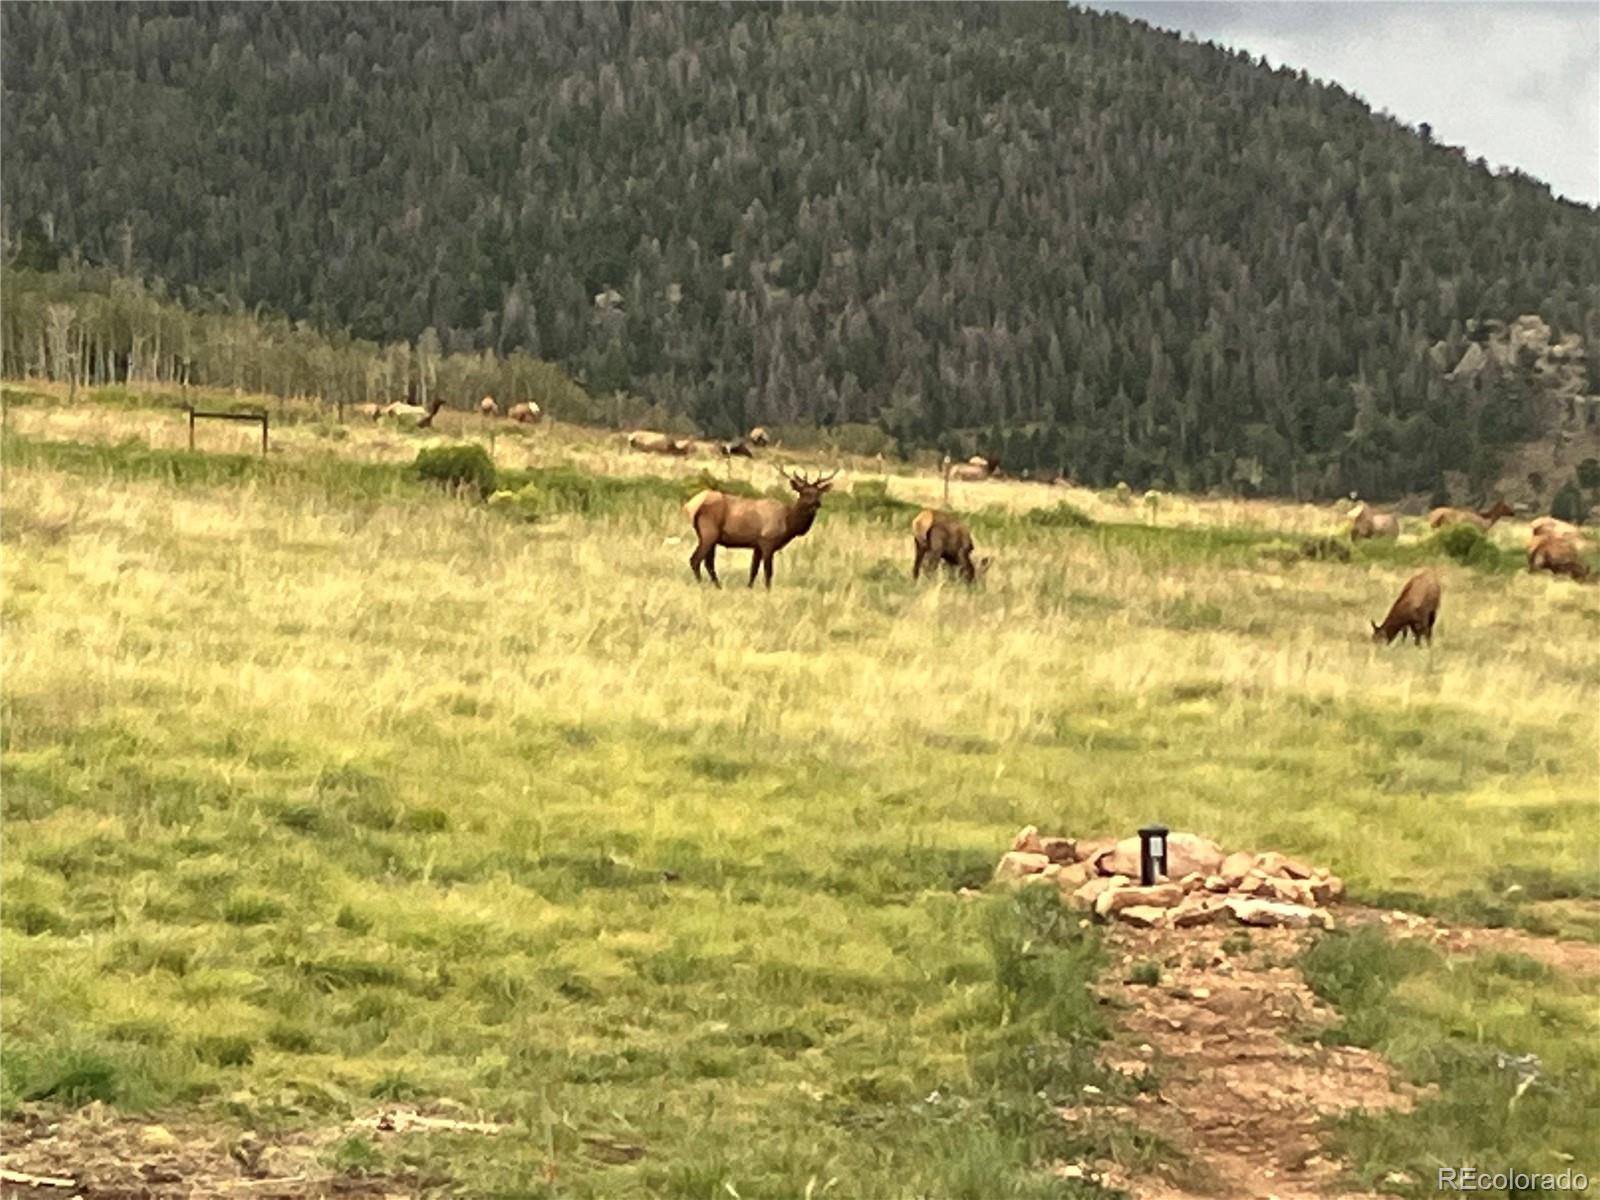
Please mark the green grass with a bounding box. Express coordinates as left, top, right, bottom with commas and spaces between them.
3, 413, 1596, 1193
1301, 929, 1600, 1192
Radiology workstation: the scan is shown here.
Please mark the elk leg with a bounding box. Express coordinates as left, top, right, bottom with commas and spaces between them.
762, 552, 774, 589
748, 549, 763, 588
913, 544, 924, 580
704, 545, 721, 587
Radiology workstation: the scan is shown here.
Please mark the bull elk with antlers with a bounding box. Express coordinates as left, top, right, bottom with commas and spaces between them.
684, 467, 837, 588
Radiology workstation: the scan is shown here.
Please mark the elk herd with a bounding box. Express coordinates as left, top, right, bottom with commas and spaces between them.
348, 396, 1593, 630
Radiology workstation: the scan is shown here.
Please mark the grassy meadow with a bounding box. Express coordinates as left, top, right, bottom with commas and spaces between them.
2, 386, 1598, 1195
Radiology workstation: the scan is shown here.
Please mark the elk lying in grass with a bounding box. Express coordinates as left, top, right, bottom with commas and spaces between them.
629, 430, 690, 455
1527, 534, 1593, 582
1371, 569, 1441, 645
747, 426, 771, 447
508, 401, 542, 424
684, 467, 836, 588
1428, 499, 1514, 530
911, 509, 991, 583
1348, 502, 1399, 540
480, 396, 500, 416
944, 455, 1001, 483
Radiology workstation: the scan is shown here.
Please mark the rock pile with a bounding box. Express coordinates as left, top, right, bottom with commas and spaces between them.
995, 826, 1344, 930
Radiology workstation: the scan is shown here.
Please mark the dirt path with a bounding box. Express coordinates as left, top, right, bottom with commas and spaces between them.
1064, 922, 1422, 1200
1061, 912, 1598, 1199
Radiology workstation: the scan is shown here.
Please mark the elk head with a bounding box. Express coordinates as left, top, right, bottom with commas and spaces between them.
779, 467, 836, 509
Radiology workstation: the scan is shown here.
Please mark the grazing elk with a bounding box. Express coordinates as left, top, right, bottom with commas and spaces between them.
911, 509, 991, 583
720, 439, 756, 459
629, 430, 690, 455
684, 467, 836, 588
1348, 502, 1399, 540
480, 396, 501, 417
1527, 534, 1593, 582
508, 401, 542, 424
381, 401, 428, 421
1371, 569, 1442, 645
1530, 516, 1587, 546
1428, 499, 1515, 531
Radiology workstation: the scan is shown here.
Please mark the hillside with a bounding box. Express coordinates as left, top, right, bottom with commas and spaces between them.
3, 1, 1599, 496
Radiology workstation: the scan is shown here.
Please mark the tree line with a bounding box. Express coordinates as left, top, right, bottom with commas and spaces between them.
3, 1, 1597, 497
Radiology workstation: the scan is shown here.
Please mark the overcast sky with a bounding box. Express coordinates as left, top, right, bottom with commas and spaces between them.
1086, 2, 1599, 207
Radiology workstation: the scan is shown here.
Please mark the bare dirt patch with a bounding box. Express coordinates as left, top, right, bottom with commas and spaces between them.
0, 1102, 501, 1198
1343, 905, 1600, 978
1065, 923, 1426, 1200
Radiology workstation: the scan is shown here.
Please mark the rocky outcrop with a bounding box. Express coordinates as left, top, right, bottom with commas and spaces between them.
995, 827, 1344, 931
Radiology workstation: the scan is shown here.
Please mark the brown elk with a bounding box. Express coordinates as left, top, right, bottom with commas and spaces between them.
720, 439, 756, 459
684, 467, 836, 588
416, 396, 449, 429
1530, 516, 1587, 546
1371, 569, 1442, 645
1527, 534, 1593, 582
508, 401, 542, 424
747, 427, 771, 447
1428, 499, 1514, 530
1348, 502, 1399, 540
629, 430, 690, 455
911, 509, 991, 583
944, 456, 999, 483
480, 396, 501, 417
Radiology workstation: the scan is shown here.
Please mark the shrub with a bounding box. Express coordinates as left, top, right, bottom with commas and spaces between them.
1299, 536, 1351, 562
835, 478, 917, 523
1432, 522, 1498, 567
1577, 458, 1600, 491
1026, 500, 1093, 529
1550, 477, 1586, 524
413, 443, 496, 498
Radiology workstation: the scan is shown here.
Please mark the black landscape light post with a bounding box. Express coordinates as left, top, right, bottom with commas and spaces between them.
1138, 824, 1169, 886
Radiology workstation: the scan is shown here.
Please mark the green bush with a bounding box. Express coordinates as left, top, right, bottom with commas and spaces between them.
1026, 500, 1093, 528
1299, 536, 1351, 562
1550, 477, 1586, 524
1432, 522, 1497, 567
413, 443, 496, 498
1577, 458, 1600, 491
834, 478, 918, 523
1027, 500, 1094, 529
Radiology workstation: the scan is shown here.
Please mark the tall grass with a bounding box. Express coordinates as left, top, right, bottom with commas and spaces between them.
2, 411, 1597, 1192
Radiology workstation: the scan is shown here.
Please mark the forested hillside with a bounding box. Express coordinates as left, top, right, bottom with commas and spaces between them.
3, 1, 1598, 496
